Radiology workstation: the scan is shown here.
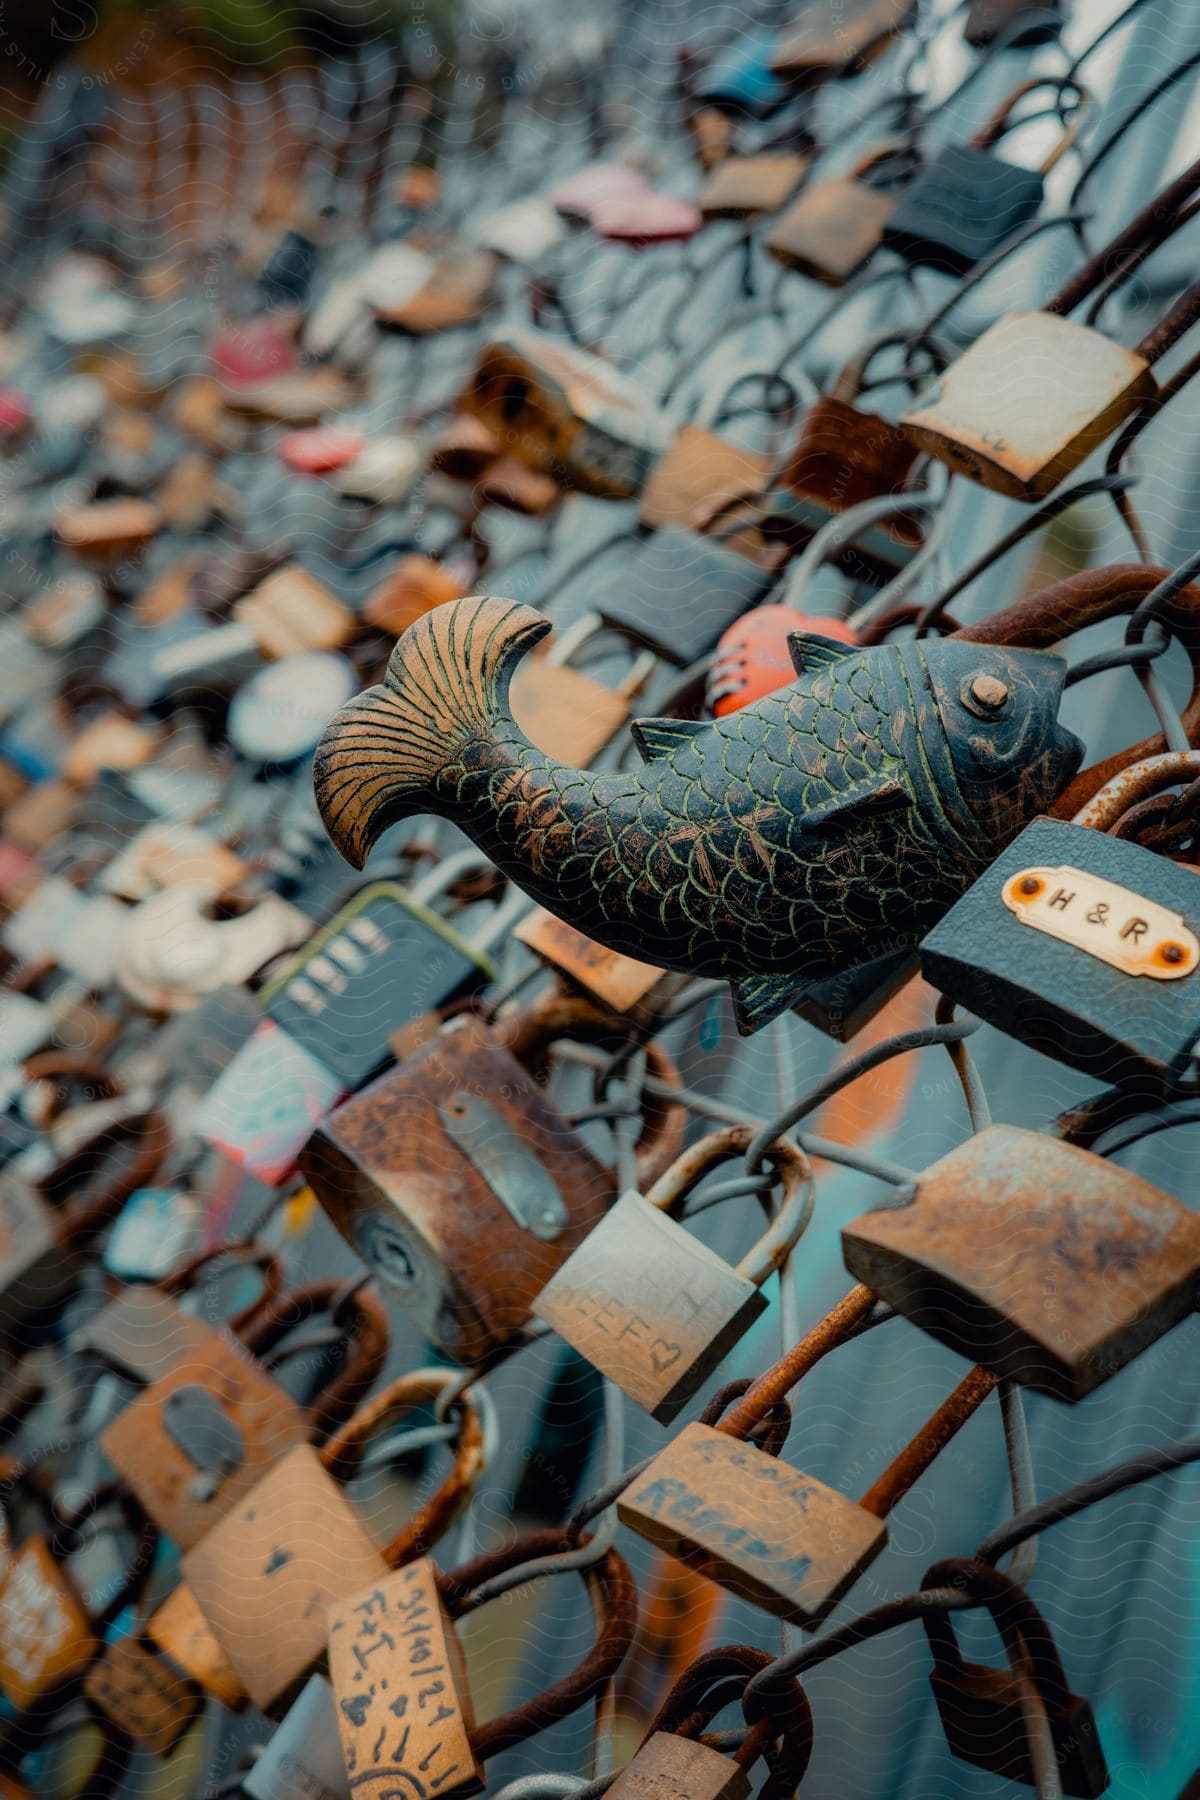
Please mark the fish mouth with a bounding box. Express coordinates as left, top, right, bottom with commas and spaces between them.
1013, 648, 1083, 798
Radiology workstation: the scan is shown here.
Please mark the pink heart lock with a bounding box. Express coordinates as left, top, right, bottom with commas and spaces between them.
278, 426, 368, 475
549, 161, 652, 222
0, 387, 32, 435
591, 192, 704, 245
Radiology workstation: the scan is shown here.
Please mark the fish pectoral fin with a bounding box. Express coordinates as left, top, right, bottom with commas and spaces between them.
787, 631, 858, 678
630, 716, 708, 762
803, 775, 910, 832
730, 971, 811, 1034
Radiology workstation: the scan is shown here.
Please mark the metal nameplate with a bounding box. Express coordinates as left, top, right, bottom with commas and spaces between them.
1002, 866, 1199, 979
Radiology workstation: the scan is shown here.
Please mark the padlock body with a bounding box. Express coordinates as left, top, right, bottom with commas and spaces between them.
931, 1664, 1109, 1795
515, 909, 675, 1020
881, 146, 1046, 275
100, 1327, 310, 1547
772, 0, 913, 78
639, 424, 769, 539
510, 654, 638, 766
85, 1636, 200, 1756
900, 312, 1157, 499
299, 1017, 616, 1365
920, 815, 1200, 1082
699, 153, 810, 219
0, 1178, 79, 1347
618, 1422, 887, 1625
596, 528, 776, 665
609, 1731, 752, 1798
0, 1538, 97, 1709
766, 177, 896, 284
965, 0, 1063, 45
182, 1443, 387, 1712
842, 1125, 1200, 1401
148, 1582, 248, 1710
328, 1560, 484, 1798
534, 1191, 769, 1422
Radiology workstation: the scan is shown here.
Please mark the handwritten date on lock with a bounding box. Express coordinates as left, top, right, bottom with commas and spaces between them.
328, 1560, 483, 1799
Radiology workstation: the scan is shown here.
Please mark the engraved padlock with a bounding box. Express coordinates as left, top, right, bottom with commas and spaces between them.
619, 1299, 996, 1625
920, 751, 1200, 1084
766, 139, 913, 285
181, 1369, 489, 1711
900, 167, 1200, 499
325, 1528, 636, 1796
841, 1124, 1200, 1402
923, 1557, 1109, 1794
300, 993, 685, 1364
881, 78, 1086, 276
100, 1276, 389, 1548
534, 1127, 812, 1422
84, 1631, 202, 1759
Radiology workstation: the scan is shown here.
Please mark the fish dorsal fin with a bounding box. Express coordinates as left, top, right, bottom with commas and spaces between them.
787, 631, 857, 678
631, 716, 707, 763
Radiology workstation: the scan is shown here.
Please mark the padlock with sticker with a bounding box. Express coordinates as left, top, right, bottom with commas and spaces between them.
181, 1369, 489, 1712
300, 992, 685, 1365
99, 1276, 389, 1549
619, 1293, 996, 1625
921, 753, 1200, 1084
842, 1124, 1200, 1402
900, 163, 1200, 499
534, 1127, 812, 1422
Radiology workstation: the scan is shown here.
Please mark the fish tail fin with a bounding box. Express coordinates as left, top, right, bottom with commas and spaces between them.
313, 596, 551, 868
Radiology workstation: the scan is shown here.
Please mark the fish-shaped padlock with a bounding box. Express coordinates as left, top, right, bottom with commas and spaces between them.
314, 598, 1081, 1034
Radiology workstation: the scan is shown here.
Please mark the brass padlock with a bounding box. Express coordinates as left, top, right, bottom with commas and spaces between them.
363, 556, 469, 638
619, 1302, 996, 1625
325, 1528, 636, 1797
766, 140, 912, 284
919, 752, 1200, 1084
509, 616, 658, 764
772, 0, 915, 82
146, 1578, 248, 1712
841, 1125, 1200, 1402
923, 1557, 1109, 1795
699, 152, 811, 220
639, 421, 770, 539
54, 498, 161, 560
154, 561, 353, 680
84, 1633, 201, 1759
899, 181, 1200, 499
513, 908, 681, 1022
181, 1369, 488, 1711
458, 328, 673, 499
0, 1535, 97, 1712
534, 1127, 812, 1421
100, 1278, 389, 1548
299, 994, 685, 1364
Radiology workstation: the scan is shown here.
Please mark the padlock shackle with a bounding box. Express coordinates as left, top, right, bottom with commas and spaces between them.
922, 1556, 1076, 1714
157, 1239, 285, 1339
716, 1283, 878, 1439
436, 1530, 637, 1763
1071, 750, 1200, 833
238, 1278, 390, 1443
20, 1051, 123, 1126
643, 1643, 815, 1790
952, 562, 1200, 816
830, 328, 921, 405
969, 74, 1087, 173
41, 1107, 170, 1245
494, 992, 687, 1189
857, 1366, 999, 1520
319, 1367, 487, 1564
642, 1125, 814, 1287
1047, 154, 1200, 320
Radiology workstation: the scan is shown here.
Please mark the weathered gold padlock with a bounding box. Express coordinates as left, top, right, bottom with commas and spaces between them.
771, 0, 914, 81
100, 1278, 389, 1548
300, 993, 685, 1364
534, 1127, 812, 1421
619, 1293, 996, 1624
766, 140, 911, 284
841, 1125, 1200, 1401
699, 151, 811, 220
84, 1633, 201, 1758
181, 1369, 488, 1711
513, 908, 682, 1023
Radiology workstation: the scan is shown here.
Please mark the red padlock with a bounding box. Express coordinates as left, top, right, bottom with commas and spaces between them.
278, 426, 367, 475
706, 604, 858, 715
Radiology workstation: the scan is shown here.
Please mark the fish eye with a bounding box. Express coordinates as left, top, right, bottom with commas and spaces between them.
961, 673, 1010, 719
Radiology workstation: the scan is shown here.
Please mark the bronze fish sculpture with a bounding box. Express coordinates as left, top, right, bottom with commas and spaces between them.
313, 596, 1082, 1033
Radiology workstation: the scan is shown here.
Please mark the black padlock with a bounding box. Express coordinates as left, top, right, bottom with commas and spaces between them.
882, 77, 1083, 275
965, 0, 1064, 47
920, 752, 1200, 1087
924, 1561, 1109, 1796
595, 524, 782, 667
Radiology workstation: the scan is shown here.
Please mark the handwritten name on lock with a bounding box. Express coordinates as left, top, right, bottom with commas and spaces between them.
0, 1540, 96, 1707
1001, 866, 1200, 978
618, 1422, 886, 1624
328, 1560, 483, 1800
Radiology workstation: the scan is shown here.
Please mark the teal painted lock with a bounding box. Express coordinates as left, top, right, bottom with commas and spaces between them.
921, 752, 1200, 1086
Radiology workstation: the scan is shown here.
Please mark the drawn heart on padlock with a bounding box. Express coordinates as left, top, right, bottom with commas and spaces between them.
650, 1338, 683, 1373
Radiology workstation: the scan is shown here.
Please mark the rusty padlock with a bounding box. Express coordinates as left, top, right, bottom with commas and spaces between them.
324, 1528, 637, 1796
534, 1127, 812, 1422
699, 152, 811, 220
766, 139, 913, 285
362, 555, 469, 638
513, 908, 684, 1023
459, 328, 673, 499
300, 993, 685, 1365
99, 1277, 390, 1548
900, 169, 1200, 498
0, 1102, 169, 1350
619, 1291, 997, 1624
84, 1631, 202, 1760
180, 1368, 489, 1712
923, 1558, 1109, 1794
841, 1125, 1200, 1402
920, 752, 1200, 1084
771, 0, 915, 82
